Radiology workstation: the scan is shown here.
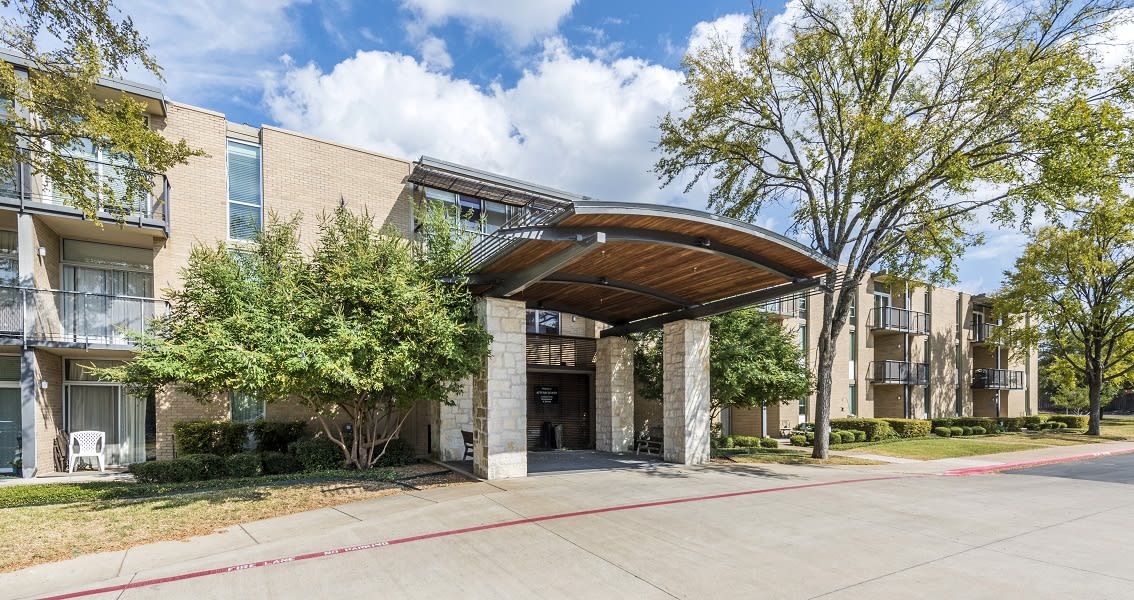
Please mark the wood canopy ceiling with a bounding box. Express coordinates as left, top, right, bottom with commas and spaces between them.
409, 157, 836, 336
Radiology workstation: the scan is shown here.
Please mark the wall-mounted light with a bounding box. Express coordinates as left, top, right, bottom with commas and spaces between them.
37, 246, 46, 257
39, 380, 48, 390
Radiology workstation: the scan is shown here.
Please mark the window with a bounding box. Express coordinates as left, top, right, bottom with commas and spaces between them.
0, 356, 19, 474
849, 330, 857, 379
848, 384, 857, 416
61, 240, 154, 344
227, 140, 262, 241
0, 230, 15, 286
230, 392, 264, 424
420, 186, 515, 236
526, 309, 560, 335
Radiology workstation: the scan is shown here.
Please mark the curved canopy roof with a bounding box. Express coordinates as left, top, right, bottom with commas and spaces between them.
410, 157, 836, 336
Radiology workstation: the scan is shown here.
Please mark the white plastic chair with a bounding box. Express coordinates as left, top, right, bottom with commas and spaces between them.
68, 430, 106, 473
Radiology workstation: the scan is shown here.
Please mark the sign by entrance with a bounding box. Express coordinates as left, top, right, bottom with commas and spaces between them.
535, 385, 559, 404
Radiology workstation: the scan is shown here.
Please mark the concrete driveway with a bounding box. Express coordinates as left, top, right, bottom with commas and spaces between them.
8, 451, 1134, 599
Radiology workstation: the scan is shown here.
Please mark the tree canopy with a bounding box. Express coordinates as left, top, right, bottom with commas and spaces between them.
0, 0, 202, 219
996, 197, 1134, 434
98, 207, 491, 469
655, 0, 1133, 457
634, 308, 812, 424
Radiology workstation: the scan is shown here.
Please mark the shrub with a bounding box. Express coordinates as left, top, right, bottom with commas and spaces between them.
971, 426, 987, 435
831, 418, 896, 441
251, 420, 308, 453
179, 453, 225, 480
1047, 415, 1088, 429
931, 418, 955, 429
374, 438, 416, 467
731, 436, 764, 448
224, 452, 263, 478
173, 421, 249, 457
949, 426, 964, 436
261, 451, 303, 475
1054, 421, 1067, 429
759, 437, 779, 449
805, 431, 815, 443
852, 430, 867, 442
789, 434, 808, 447
934, 427, 952, 437
1023, 415, 1049, 429
960, 426, 973, 436
841, 430, 859, 443
883, 419, 933, 438
292, 437, 343, 472
1000, 417, 1025, 432
129, 458, 205, 484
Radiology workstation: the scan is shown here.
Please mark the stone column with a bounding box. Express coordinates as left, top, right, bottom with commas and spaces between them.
594, 335, 635, 453
473, 297, 527, 479
663, 319, 710, 465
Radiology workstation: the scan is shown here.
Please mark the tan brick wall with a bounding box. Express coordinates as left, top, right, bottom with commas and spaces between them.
729, 407, 760, 436
155, 389, 227, 460
260, 127, 413, 242
32, 349, 63, 473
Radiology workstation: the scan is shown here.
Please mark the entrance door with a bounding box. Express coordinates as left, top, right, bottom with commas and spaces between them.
527, 372, 592, 450
0, 388, 19, 474
874, 290, 891, 328
64, 360, 146, 466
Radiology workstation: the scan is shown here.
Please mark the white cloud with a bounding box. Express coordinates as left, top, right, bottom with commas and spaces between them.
418, 36, 453, 71
118, 0, 308, 103
686, 13, 748, 58
264, 36, 689, 206
400, 0, 577, 46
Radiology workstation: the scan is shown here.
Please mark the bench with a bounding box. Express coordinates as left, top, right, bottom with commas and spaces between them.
634, 426, 663, 456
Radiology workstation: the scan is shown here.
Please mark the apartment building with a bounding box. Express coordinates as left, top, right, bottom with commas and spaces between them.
725, 275, 1040, 438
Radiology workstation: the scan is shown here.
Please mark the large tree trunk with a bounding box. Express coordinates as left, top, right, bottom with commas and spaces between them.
811, 276, 839, 459
1086, 369, 1102, 436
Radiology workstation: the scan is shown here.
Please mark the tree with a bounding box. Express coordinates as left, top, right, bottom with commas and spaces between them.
97, 207, 491, 469
996, 197, 1134, 435
655, 0, 1132, 457
633, 308, 812, 426
0, 0, 202, 219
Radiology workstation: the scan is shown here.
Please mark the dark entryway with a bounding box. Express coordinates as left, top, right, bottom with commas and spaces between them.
528, 372, 593, 450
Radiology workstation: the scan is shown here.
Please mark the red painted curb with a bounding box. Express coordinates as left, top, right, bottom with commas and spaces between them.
942, 447, 1134, 476
38, 475, 906, 600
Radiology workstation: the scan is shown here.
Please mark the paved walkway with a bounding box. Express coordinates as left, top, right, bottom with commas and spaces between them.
5, 439, 1134, 599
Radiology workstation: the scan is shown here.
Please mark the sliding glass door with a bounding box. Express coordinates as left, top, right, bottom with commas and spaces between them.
64, 360, 146, 466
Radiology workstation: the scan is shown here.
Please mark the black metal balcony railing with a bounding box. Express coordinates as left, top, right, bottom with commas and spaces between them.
869, 360, 929, 385
0, 286, 167, 346
869, 306, 930, 335
971, 322, 998, 343
0, 158, 170, 224
526, 334, 597, 369
972, 368, 1025, 390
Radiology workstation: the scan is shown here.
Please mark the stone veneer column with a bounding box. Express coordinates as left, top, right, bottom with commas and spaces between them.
473, 297, 527, 479
594, 335, 635, 453
434, 377, 474, 461
663, 319, 710, 465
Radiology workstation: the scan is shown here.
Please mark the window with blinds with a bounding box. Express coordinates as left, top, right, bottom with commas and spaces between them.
227, 140, 262, 241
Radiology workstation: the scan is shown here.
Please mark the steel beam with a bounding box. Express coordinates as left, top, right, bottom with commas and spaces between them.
486, 232, 606, 297
600, 277, 822, 337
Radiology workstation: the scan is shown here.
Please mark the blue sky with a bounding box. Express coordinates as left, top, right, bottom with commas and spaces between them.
110, 0, 1091, 295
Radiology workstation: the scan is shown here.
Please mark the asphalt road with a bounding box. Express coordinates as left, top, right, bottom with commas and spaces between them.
1005, 451, 1134, 484
10, 455, 1134, 600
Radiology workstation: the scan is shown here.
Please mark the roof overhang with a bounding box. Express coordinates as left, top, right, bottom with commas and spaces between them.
411, 157, 837, 336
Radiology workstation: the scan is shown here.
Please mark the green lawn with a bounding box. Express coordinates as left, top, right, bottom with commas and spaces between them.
715, 447, 886, 466
843, 431, 1112, 461
1101, 415, 1134, 439
0, 465, 467, 573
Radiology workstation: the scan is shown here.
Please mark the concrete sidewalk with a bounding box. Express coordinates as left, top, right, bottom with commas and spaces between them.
6, 439, 1134, 599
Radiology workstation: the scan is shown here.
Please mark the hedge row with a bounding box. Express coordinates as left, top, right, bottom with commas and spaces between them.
173, 420, 311, 456
132, 437, 417, 484
934, 425, 989, 437
788, 429, 865, 447
830, 418, 895, 441
718, 436, 779, 449
883, 419, 933, 438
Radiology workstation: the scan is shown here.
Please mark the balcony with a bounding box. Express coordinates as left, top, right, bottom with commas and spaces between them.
756, 296, 804, 319
0, 286, 167, 347
869, 306, 929, 335
972, 368, 1024, 390
526, 334, 596, 369
869, 360, 928, 385
971, 322, 999, 345
0, 159, 170, 233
